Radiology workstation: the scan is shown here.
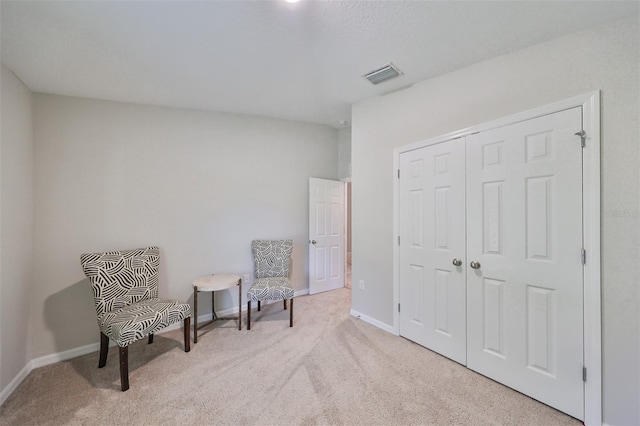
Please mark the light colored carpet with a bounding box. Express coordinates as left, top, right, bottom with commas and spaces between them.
0, 288, 579, 425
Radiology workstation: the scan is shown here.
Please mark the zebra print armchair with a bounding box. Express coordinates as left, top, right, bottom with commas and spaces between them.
247, 240, 295, 330
80, 246, 191, 391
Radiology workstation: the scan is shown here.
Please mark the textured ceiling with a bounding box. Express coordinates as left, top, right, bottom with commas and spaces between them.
2, 1, 637, 128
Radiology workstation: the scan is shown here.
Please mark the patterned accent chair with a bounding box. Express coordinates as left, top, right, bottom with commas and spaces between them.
247, 240, 295, 330
80, 246, 191, 391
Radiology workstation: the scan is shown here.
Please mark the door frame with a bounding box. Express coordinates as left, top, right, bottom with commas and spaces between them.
392, 91, 601, 425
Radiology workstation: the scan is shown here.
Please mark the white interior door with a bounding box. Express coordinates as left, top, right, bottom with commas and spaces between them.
398, 138, 467, 364
309, 178, 345, 295
466, 107, 584, 420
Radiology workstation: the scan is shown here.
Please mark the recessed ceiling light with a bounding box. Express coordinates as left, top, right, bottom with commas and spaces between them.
285, 0, 300, 3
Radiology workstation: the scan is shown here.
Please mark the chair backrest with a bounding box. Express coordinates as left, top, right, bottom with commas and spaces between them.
252, 240, 293, 278
80, 246, 160, 316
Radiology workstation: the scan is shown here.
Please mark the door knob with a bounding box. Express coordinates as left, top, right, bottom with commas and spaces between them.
310, 240, 317, 245
452, 258, 462, 266
470, 261, 481, 269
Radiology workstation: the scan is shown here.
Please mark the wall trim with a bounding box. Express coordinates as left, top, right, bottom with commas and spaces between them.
30, 342, 102, 370
0, 288, 310, 406
350, 309, 395, 334
392, 91, 602, 425
0, 362, 31, 406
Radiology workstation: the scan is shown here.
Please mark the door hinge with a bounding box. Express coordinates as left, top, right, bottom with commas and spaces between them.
575, 130, 586, 148
398, 303, 401, 313
581, 249, 586, 265
397, 169, 400, 179
398, 236, 400, 246
583, 366, 587, 382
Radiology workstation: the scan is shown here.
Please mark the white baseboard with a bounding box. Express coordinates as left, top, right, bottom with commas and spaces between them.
0, 290, 310, 406
0, 362, 31, 406
30, 341, 102, 370
295, 288, 311, 298
350, 309, 395, 334
1, 341, 121, 406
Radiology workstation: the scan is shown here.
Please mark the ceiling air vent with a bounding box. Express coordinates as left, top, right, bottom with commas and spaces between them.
363, 63, 403, 85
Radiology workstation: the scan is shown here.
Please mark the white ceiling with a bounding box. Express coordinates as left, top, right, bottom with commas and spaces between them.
2, 1, 637, 128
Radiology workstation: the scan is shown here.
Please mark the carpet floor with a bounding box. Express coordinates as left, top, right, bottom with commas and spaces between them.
0, 288, 579, 425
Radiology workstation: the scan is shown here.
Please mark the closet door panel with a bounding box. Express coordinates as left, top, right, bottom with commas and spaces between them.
466, 107, 584, 420
399, 138, 466, 364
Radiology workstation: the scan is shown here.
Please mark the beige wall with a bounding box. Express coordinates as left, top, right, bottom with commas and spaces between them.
31, 94, 338, 357
351, 17, 639, 425
338, 127, 352, 180
0, 64, 34, 391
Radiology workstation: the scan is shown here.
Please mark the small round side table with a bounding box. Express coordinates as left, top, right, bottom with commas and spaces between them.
193, 273, 242, 343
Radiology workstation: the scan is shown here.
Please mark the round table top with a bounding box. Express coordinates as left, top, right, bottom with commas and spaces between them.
193, 273, 241, 291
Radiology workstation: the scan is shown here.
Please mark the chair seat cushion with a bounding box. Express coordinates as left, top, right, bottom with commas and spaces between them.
97, 298, 192, 347
248, 277, 294, 302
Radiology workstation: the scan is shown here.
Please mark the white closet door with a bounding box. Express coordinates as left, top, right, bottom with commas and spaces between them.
399, 138, 467, 364
466, 107, 584, 420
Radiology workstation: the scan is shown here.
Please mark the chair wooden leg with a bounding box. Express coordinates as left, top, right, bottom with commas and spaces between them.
194, 286, 198, 344
289, 298, 294, 327
119, 346, 129, 392
257, 300, 261, 311
238, 280, 242, 331
284, 299, 287, 310
148, 334, 154, 344
247, 301, 251, 330
98, 333, 109, 368
184, 317, 191, 352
